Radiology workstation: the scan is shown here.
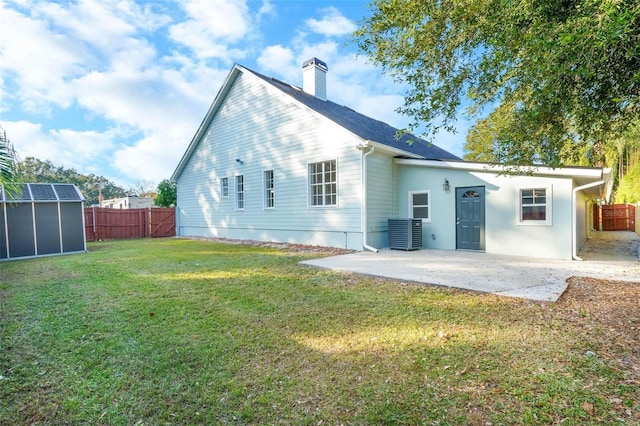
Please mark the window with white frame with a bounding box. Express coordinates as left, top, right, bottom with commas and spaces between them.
235, 175, 244, 210
309, 160, 337, 207
264, 170, 274, 209
518, 187, 551, 225
221, 177, 229, 198
409, 190, 431, 222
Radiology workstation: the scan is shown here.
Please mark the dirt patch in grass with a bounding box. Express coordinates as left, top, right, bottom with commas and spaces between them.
181, 236, 356, 255
557, 277, 640, 380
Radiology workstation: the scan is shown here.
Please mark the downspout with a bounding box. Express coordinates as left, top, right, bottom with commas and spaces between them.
359, 142, 379, 252
572, 180, 605, 260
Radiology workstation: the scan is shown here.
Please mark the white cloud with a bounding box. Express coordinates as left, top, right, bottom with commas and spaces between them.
113, 134, 183, 184
257, 0, 276, 19
168, 0, 254, 61
0, 0, 171, 114
5, 120, 117, 175
34, 1, 137, 50
0, 0, 239, 186
5, 118, 191, 185
305, 7, 357, 37
257, 45, 296, 78
0, 7, 88, 112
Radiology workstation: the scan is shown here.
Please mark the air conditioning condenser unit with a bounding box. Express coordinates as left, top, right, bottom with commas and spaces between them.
388, 218, 422, 250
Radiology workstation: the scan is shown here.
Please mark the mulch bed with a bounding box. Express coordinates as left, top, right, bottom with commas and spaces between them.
557, 277, 640, 380
181, 236, 355, 255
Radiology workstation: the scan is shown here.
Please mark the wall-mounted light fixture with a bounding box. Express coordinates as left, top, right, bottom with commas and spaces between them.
235, 159, 243, 165
443, 178, 450, 191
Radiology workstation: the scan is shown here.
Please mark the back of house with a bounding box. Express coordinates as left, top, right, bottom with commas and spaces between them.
171, 58, 458, 251
172, 59, 611, 260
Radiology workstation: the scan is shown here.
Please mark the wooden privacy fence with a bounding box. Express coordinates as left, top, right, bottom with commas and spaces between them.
84, 207, 176, 241
592, 204, 636, 231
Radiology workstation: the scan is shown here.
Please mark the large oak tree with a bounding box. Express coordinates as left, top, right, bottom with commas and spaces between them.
355, 0, 640, 168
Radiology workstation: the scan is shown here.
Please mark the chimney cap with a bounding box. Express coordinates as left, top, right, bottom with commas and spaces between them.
302, 57, 328, 71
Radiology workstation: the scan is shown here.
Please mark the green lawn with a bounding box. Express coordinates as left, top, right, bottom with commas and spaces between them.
1, 238, 637, 424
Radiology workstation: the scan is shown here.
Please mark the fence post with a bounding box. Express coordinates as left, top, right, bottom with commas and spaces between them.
141, 208, 147, 238
93, 207, 98, 241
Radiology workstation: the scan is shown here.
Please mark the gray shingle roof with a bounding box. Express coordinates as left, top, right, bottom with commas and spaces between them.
251, 70, 461, 161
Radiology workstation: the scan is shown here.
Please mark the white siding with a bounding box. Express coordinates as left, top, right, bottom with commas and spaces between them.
574, 189, 593, 254
365, 151, 396, 248
397, 165, 576, 260
176, 71, 364, 250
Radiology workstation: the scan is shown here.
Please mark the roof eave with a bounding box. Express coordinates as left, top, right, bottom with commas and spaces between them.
365, 140, 423, 159
396, 158, 605, 176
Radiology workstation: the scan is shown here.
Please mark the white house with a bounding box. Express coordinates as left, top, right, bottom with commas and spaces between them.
101, 196, 154, 209
171, 58, 612, 260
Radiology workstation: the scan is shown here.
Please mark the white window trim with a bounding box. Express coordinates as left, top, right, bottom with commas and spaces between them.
307, 159, 338, 208
263, 170, 275, 210
408, 190, 432, 223
516, 185, 552, 226
235, 175, 244, 211
221, 177, 229, 198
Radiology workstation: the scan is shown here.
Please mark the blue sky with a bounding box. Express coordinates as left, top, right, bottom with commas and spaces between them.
1, 0, 469, 189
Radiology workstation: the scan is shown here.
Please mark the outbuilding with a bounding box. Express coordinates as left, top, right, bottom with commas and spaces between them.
0, 183, 86, 261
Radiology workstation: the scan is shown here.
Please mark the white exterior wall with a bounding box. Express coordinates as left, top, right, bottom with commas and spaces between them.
397, 165, 576, 260
176, 71, 364, 250
574, 189, 591, 254
102, 197, 153, 209
365, 151, 396, 248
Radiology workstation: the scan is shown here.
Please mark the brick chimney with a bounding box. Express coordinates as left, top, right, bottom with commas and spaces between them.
302, 58, 328, 101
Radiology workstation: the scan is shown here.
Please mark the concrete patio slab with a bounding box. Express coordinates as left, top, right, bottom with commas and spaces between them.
301, 231, 640, 302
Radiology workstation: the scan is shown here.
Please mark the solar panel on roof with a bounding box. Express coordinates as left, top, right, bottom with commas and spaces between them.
53, 184, 81, 201
30, 184, 57, 201
6, 184, 31, 201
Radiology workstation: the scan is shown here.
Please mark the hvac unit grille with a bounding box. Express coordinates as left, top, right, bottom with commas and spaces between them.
388, 218, 422, 250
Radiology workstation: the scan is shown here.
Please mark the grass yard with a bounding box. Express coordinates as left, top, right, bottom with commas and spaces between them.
1, 238, 638, 425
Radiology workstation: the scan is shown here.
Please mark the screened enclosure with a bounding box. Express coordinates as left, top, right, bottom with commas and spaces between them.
1, 183, 86, 261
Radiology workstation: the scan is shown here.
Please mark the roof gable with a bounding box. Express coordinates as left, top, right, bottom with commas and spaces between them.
251, 70, 460, 161
172, 64, 460, 181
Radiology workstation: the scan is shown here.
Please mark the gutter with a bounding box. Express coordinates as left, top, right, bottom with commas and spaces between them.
572, 180, 605, 260
359, 141, 379, 252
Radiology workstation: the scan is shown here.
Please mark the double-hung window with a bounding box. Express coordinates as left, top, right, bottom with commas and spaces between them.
409, 190, 431, 222
518, 187, 551, 225
309, 160, 337, 207
264, 170, 274, 209
235, 175, 244, 210
221, 177, 229, 198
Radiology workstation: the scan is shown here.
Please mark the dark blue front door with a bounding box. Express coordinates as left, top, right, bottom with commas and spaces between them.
456, 186, 485, 250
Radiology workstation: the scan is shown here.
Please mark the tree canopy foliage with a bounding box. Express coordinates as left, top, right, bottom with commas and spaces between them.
355, 0, 640, 169
155, 179, 176, 207
18, 157, 127, 206
610, 121, 640, 202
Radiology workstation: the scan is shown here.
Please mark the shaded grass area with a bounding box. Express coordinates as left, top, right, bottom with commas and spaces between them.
0, 238, 637, 424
